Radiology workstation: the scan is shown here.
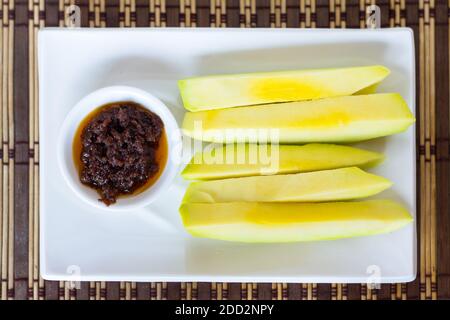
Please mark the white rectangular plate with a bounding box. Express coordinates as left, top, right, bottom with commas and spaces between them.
39, 28, 416, 283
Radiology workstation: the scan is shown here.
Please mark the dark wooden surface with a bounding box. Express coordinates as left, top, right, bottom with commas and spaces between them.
2, 0, 448, 300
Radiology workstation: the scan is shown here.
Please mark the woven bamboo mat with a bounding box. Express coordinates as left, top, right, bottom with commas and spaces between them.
0, 0, 448, 300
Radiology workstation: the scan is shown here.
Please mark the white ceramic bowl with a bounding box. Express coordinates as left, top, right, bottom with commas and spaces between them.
57, 86, 181, 211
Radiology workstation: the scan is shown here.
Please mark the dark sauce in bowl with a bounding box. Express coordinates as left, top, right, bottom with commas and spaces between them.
73, 102, 168, 206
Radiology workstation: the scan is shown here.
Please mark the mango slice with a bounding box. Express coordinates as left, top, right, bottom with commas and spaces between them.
183, 167, 391, 203
178, 65, 390, 111
182, 93, 415, 143
179, 200, 413, 243
182, 143, 384, 180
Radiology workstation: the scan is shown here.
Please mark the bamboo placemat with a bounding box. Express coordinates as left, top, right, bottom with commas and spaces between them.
1, 0, 448, 300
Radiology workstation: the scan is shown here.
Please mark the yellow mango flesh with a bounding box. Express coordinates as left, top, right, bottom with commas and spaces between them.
178, 65, 390, 111
179, 200, 413, 243
182, 93, 415, 143
183, 167, 392, 203
182, 143, 384, 180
